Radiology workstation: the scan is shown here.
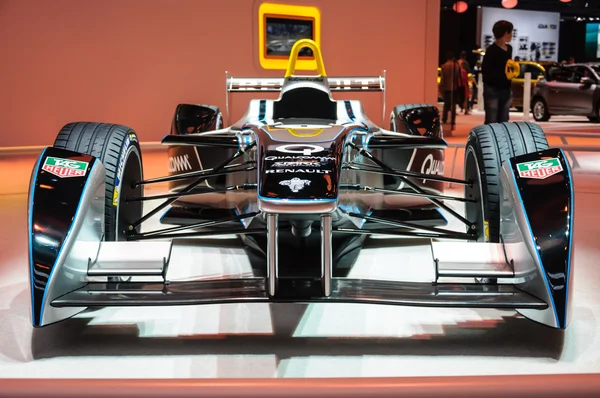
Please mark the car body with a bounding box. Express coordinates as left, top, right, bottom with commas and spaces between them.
27, 39, 575, 334
511, 61, 556, 110
532, 62, 600, 121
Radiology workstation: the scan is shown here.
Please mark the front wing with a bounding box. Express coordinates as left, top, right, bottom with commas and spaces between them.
28, 146, 574, 329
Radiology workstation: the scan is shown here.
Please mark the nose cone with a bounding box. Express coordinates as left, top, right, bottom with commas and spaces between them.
254, 123, 366, 214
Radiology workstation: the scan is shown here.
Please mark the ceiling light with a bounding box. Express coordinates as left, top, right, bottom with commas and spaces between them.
453, 1, 468, 13
502, 0, 518, 9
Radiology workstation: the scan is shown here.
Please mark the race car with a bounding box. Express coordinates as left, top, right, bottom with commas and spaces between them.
28, 39, 574, 335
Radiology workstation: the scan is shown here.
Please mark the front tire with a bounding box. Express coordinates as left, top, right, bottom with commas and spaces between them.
53, 122, 144, 241
464, 122, 549, 243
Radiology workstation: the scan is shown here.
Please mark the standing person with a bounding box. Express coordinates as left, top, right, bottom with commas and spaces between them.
482, 20, 514, 124
458, 51, 471, 114
440, 51, 460, 125
470, 60, 482, 110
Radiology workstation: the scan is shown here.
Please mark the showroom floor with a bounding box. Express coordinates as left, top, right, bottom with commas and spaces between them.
1, 113, 599, 379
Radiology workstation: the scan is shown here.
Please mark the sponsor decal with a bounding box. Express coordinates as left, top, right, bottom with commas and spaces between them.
266, 168, 330, 174
516, 158, 563, 179
279, 177, 311, 193
420, 154, 444, 182
484, 221, 490, 241
42, 157, 88, 178
273, 161, 321, 168
538, 24, 557, 30
265, 155, 335, 161
169, 154, 192, 173
287, 76, 325, 82
276, 144, 325, 156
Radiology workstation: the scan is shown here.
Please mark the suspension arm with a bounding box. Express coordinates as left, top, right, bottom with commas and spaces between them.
341, 184, 476, 203
127, 183, 257, 202
347, 142, 475, 229
345, 164, 471, 186
128, 142, 256, 230
334, 227, 473, 240
126, 227, 266, 241
133, 162, 255, 186
128, 212, 260, 239
344, 212, 477, 240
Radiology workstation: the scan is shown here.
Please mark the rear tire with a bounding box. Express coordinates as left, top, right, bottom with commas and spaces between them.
390, 103, 440, 136
464, 122, 549, 243
53, 122, 144, 241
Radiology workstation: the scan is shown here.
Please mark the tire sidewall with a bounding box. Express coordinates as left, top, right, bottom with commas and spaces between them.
108, 133, 143, 241
464, 138, 490, 242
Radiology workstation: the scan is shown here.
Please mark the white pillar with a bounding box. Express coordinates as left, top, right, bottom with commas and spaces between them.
477, 73, 483, 111
523, 72, 532, 121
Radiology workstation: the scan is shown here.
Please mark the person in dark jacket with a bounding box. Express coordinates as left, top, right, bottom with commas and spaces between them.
440, 51, 460, 125
482, 20, 514, 124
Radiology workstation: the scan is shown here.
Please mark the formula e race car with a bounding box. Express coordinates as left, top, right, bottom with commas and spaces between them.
28, 39, 574, 333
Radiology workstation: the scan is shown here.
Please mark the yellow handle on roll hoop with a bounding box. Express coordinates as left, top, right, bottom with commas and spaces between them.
285, 39, 327, 77
505, 59, 520, 80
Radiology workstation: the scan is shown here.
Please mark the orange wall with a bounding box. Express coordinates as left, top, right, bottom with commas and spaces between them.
0, 0, 440, 147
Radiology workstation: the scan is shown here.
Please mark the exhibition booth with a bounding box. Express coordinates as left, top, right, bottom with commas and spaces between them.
1, 0, 600, 397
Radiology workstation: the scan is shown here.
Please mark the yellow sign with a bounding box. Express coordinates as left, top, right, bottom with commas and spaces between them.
258, 3, 321, 71
505, 60, 520, 80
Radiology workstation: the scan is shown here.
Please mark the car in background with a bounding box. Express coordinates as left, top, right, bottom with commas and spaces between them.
511, 61, 556, 111
532, 63, 600, 122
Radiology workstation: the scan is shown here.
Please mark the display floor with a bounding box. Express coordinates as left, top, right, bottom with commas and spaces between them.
0, 116, 599, 385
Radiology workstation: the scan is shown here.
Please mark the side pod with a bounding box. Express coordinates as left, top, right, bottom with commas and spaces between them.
28, 147, 105, 327
500, 148, 574, 329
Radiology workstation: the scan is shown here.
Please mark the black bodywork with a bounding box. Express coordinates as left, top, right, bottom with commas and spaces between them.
28, 148, 99, 326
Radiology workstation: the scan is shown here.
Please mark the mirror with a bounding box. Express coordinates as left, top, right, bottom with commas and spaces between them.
581, 77, 595, 85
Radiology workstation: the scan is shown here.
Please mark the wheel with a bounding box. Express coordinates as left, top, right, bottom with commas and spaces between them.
53, 122, 144, 241
464, 122, 549, 243
532, 97, 550, 122
587, 101, 600, 122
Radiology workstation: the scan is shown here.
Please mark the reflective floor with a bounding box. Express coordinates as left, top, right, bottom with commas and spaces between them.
0, 115, 599, 379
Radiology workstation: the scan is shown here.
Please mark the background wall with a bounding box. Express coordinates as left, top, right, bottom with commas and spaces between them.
0, 0, 440, 147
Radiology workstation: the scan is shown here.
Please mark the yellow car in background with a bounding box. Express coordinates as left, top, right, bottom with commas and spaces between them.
511, 61, 556, 111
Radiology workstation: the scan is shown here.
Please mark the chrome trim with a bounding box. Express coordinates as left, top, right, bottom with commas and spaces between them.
226, 75, 386, 93
266, 213, 278, 296
382, 69, 387, 126
87, 241, 172, 277
41, 162, 106, 326
259, 199, 337, 215
321, 214, 333, 297
433, 242, 514, 278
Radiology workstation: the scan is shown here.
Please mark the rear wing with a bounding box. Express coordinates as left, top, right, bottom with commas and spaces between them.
224, 71, 387, 125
